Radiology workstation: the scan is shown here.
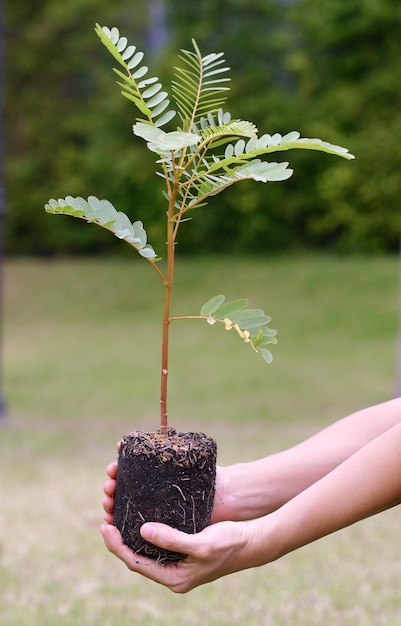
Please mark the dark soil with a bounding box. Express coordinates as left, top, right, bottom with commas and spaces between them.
114, 427, 217, 563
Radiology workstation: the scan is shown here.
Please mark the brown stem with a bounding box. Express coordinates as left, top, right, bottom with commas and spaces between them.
160, 182, 178, 432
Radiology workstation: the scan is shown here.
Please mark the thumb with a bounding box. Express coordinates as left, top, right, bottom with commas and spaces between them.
140, 522, 194, 555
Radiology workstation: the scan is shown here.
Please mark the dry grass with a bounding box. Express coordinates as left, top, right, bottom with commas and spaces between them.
2, 416, 401, 626
1, 255, 400, 624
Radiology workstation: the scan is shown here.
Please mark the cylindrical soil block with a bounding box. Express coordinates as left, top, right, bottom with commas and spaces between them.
114, 428, 217, 563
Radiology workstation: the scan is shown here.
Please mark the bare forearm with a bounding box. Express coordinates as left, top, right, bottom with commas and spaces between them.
101, 399, 401, 593
222, 398, 401, 520
248, 421, 401, 565
102, 423, 401, 592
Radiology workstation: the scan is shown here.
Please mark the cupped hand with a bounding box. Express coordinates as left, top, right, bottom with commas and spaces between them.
100, 518, 252, 593
100, 455, 255, 592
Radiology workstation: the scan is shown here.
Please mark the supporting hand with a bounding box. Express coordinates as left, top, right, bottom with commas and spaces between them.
101, 457, 258, 592
100, 519, 253, 593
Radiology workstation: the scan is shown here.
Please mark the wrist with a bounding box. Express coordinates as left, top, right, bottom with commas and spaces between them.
216, 462, 271, 521
220, 459, 283, 521
242, 513, 284, 568
214, 463, 254, 522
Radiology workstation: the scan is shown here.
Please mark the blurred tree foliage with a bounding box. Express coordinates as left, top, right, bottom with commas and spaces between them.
286, 0, 401, 252
5, 0, 401, 255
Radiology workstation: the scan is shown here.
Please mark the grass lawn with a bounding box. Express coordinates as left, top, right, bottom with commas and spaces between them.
1, 254, 400, 625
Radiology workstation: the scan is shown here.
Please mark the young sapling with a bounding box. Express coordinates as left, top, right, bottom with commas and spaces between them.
45, 24, 354, 561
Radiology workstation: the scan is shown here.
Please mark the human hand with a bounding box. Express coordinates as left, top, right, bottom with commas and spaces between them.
102, 460, 118, 525
100, 518, 253, 593
101, 456, 258, 592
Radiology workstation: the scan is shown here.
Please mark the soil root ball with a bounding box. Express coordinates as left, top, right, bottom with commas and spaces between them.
114, 428, 217, 563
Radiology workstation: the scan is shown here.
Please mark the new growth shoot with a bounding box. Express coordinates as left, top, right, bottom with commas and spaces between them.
45, 24, 354, 431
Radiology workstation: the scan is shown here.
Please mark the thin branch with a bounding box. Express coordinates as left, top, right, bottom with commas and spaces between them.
173, 176, 242, 219
168, 314, 260, 353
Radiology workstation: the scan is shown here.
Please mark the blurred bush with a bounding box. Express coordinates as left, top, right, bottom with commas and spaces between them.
5, 0, 401, 255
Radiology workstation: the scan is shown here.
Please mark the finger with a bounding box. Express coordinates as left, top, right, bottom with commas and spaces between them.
100, 524, 194, 592
100, 524, 153, 570
100, 524, 136, 564
103, 511, 114, 524
103, 493, 115, 514
140, 522, 202, 558
106, 461, 118, 479
103, 478, 116, 497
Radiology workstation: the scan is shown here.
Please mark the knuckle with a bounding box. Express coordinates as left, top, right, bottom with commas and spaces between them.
193, 541, 213, 561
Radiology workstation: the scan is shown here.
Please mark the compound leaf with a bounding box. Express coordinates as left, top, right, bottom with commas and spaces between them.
45, 196, 158, 260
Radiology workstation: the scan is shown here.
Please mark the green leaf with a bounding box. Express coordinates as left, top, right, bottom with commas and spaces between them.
142, 83, 162, 98
121, 44, 136, 60
95, 24, 127, 67
96, 24, 175, 127
138, 246, 157, 259
228, 308, 272, 329
233, 160, 293, 183
154, 110, 177, 128
127, 51, 144, 70
183, 159, 294, 210
138, 77, 159, 88
214, 298, 249, 318
236, 316, 272, 329
44, 196, 158, 260
200, 294, 226, 316
150, 99, 170, 118
155, 131, 200, 151
251, 328, 265, 347
228, 308, 267, 320
260, 349, 273, 364
147, 91, 168, 108
116, 36, 128, 52
225, 130, 355, 162
121, 92, 152, 116
134, 123, 200, 153
207, 155, 244, 173
132, 220, 147, 247
132, 123, 166, 144
200, 295, 277, 363
172, 40, 230, 127
132, 65, 149, 80
200, 119, 258, 143
257, 327, 278, 344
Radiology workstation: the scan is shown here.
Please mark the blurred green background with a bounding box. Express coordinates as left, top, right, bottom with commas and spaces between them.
5, 0, 401, 256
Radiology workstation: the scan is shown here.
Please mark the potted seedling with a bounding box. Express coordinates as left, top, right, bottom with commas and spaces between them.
45, 24, 354, 563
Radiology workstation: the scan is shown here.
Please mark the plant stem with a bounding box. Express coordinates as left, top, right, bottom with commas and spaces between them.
160, 181, 178, 432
